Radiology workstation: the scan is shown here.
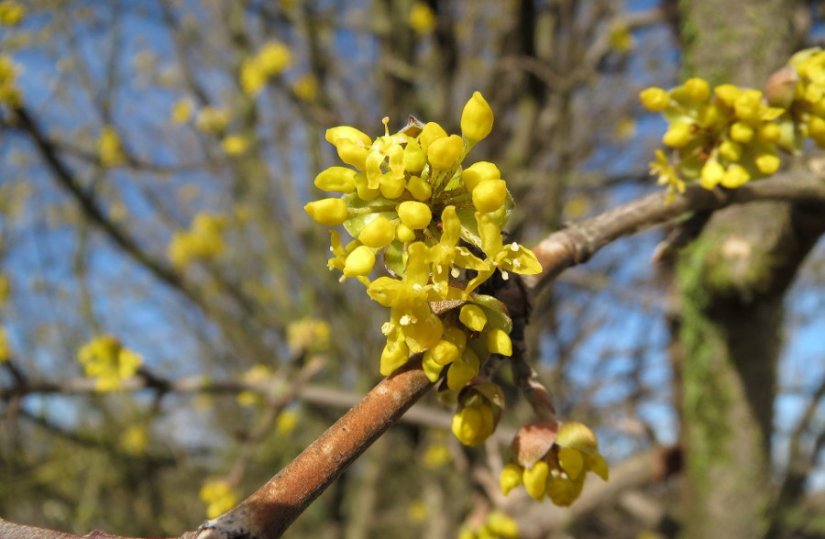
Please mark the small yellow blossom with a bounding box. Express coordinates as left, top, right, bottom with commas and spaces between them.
77, 335, 142, 392
199, 479, 237, 519
195, 106, 229, 134
240, 58, 267, 96
170, 99, 192, 124
408, 3, 436, 35
608, 22, 633, 52
0, 1, 24, 26
0, 326, 11, 362
168, 213, 228, 269
222, 134, 249, 156
257, 41, 292, 76
407, 499, 428, 522
276, 409, 300, 434
293, 74, 318, 101
287, 318, 330, 353
0, 55, 21, 107
461, 91, 494, 142
99, 125, 125, 167
120, 425, 149, 456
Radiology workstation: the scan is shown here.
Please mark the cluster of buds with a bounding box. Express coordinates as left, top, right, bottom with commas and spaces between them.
77, 335, 142, 392
168, 213, 228, 269
0, 55, 21, 106
458, 510, 519, 539
499, 422, 608, 506
305, 92, 542, 445
641, 48, 825, 196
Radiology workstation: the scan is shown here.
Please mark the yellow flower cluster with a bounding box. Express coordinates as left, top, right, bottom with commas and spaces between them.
458, 510, 519, 539
241, 41, 293, 97
0, 326, 10, 362
199, 479, 237, 519
170, 99, 193, 124
451, 382, 504, 446
195, 106, 230, 134
286, 317, 331, 353
784, 48, 825, 148
499, 422, 608, 506
98, 125, 125, 167
642, 48, 825, 197
0, 1, 24, 26
0, 55, 21, 106
120, 425, 149, 456
77, 335, 142, 392
168, 213, 227, 269
237, 363, 273, 407
305, 93, 541, 398
222, 134, 249, 156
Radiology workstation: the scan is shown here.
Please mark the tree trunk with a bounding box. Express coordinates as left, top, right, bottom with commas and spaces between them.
674, 2, 825, 537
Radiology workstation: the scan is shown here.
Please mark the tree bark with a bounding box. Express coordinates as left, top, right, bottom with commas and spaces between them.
674, 2, 825, 537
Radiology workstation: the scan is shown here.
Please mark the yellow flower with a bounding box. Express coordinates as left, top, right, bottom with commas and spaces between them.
422, 442, 451, 469
287, 318, 330, 353
304, 198, 348, 226
0, 1, 24, 26
276, 409, 300, 434
222, 134, 249, 156
408, 2, 436, 35
257, 41, 292, 76
639, 87, 670, 112
293, 74, 318, 101
461, 91, 494, 142
99, 126, 125, 167
240, 57, 267, 96
199, 480, 237, 519
170, 99, 192, 124
608, 22, 633, 52
77, 335, 142, 392
168, 213, 227, 268
0, 55, 21, 106
0, 326, 11, 362
120, 425, 149, 456
397, 200, 432, 229
195, 106, 229, 134
427, 134, 464, 169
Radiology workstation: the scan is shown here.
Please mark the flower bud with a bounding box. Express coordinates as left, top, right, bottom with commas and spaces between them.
472, 179, 507, 212
337, 141, 369, 170
380, 340, 409, 376
662, 122, 692, 148
699, 158, 725, 189
358, 215, 396, 248
719, 140, 742, 162
446, 348, 479, 390
404, 140, 426, 173
343, 245, 375, 277
325, 126, 372, 147
427, 134, 464, 169
406, 175, 432, 201
462, 161, 501, 192
459, 304, 487, 332
461, 91, 494, 141
720, 163, 750, 188
485, 327, 512, 356
499, 463, 524, 496
683, 77, 711, 102
304, 198, 348, 225
314, 166, 357, 192
397, 201, 432, 229
396, 223, 416, 243
426, 339, 460, 366
418, 121, 447, 151
755, 152, 780, 174
639, 87, 669, 111
523, 460, 549, 500
729, 122, 754, 143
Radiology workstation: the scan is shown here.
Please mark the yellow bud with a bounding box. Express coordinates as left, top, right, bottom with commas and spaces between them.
639, 87, 669, 111
699, 159, 725, 189
729, 122, 754, 143
558, 447, 585, 480
358, 216, 396, 248
406, 175, 432, 201
451, 404, 494, 446
714, 84, 741, 106
418, 122, 447, 151
546, 475, 584, 507
380, 340, 410, 376
486, 511, 519, 538
683, 77, 710, 102
486, 327, 512, 356
758, 123, 781, 143
257, 41, 292, 75
808, 116, 825, 138
380, 175, 406, 199
719, 140, 742, 162
325, 126, 372, 147
422, 352, 445, 382
337, 141, 369, 170
397, 201, 432, 229
459, 304, 487, 332
446, 349, 479, 390
396, 223, 416, 243
314, 166, 357, 192
734, 89, 763, 121
426, 340, 460, 366
556, 422, 599, 453
720, 163, 751, 188
442, 325, 468, 350
462, 161, 501, 192
304, 198, 348, 225
500, 463, 524, 496
662, 122, 692, 148
461, 91, 494, 141
523, 461, 549, 500
427, 134, 464, 169
404, 140, 427, 173
472, 179, 507, 213
755, 152, 780, 175
343, 245, 376, 277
